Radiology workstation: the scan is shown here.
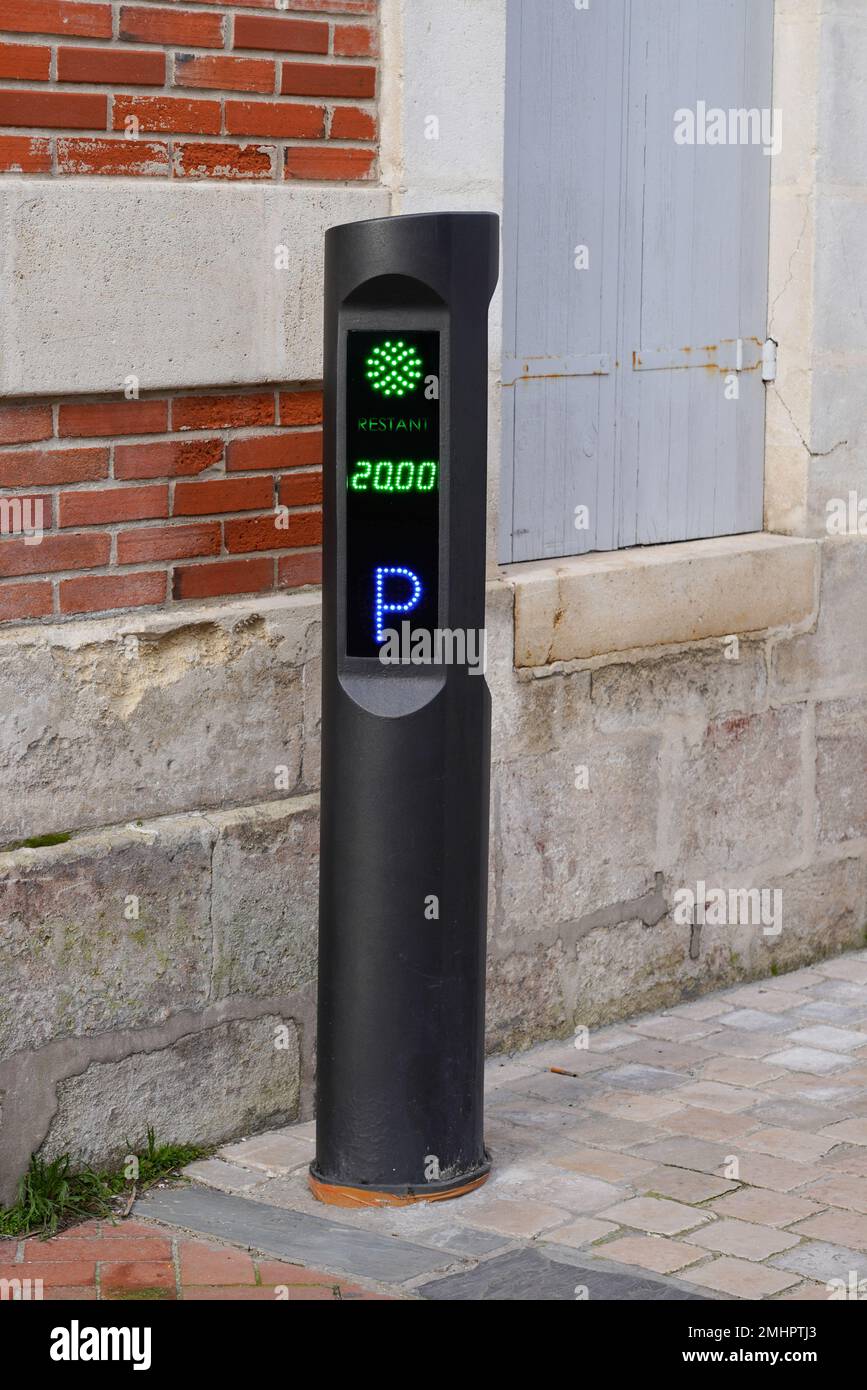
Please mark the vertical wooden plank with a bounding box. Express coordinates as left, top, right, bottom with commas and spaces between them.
507, 0, 555, 560
732, 0, 775, 535
613, 0, 644, 549
502, 0, 625, 561
685, 0, 741, 542
623, 0, 771, 547
498, 0, 524, 562
658, 0, 699, 544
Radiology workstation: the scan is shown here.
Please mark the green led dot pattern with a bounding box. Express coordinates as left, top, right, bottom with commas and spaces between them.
365, 339, 424, 398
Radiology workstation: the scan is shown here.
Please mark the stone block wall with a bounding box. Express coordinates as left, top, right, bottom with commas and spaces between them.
2, 556, 865, 1200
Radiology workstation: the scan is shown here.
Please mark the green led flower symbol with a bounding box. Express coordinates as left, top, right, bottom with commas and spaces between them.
365, 340, 424, 398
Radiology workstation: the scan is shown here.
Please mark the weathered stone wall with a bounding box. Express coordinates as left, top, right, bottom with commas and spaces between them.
2, 551, 865, 1200
486, 541, 867, 1049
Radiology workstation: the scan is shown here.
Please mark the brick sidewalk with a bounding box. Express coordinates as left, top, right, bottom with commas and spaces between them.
4, 950, 867, 1301
0, 1220, 392, 1300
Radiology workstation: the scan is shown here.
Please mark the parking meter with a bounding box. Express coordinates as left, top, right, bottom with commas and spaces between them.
311, 211, 499, 1204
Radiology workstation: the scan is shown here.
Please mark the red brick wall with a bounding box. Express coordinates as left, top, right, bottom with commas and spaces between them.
0, 1, 382, 622
0, 384, 324, 621
0, 1, 378, 180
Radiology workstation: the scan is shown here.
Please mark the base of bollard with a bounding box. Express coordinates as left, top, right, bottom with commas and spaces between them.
308, 1153, 492, 1208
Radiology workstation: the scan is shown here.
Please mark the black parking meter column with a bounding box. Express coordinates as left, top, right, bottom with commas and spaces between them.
311, 211, 500, 1204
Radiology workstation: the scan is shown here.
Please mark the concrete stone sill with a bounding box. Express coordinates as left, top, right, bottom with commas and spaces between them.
501, 532, 819, 668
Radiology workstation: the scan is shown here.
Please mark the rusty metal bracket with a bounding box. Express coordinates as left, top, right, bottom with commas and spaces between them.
632, 337, 764, 373
502, 353, 610, 385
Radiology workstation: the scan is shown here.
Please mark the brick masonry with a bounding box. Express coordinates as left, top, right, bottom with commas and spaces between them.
0, 1, 378, 181
0, 385, 324, 620
0, 1218, 393, 1299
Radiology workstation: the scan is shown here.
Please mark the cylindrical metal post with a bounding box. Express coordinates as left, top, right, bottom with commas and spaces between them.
311, 211, 499, 1205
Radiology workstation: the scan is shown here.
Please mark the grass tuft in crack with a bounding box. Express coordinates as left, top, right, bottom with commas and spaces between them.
0, 1127, 208, 1239
0, 831, 72, 852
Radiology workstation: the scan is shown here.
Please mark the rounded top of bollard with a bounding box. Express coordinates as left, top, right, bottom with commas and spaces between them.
326, 209, 498, 235
325, 211, 499, 308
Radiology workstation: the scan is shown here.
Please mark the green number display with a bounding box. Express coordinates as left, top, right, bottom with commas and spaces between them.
349, 460, 438, 493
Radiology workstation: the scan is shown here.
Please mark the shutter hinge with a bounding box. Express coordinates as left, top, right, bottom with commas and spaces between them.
762, 338, 778, 383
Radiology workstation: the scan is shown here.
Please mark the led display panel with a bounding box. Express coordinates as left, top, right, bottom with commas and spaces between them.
345, 329, 440, 658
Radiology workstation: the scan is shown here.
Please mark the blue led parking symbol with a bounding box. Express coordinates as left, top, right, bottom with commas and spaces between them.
374, 566, 423, 644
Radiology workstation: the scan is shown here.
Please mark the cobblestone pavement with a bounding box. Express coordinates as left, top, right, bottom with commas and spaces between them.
9, 951, 867, 1300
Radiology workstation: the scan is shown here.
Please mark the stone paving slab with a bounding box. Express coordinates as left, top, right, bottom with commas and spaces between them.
707, 1188, 826, 1227
708, 1030, 789, 1058
459, 1197, 573, 1238
541, 1217, 619, 1248
639, 1166, 738, 1203
799, 1173, 867, 1213
594, 1234, 707, 1275
749, 1098, 849, 1131
182, 1158, 266, 1193
593, 1063, 691, 1091
769, 1241, 867, 1285
683, 1257, 800, 1299
558, 1115, 668, 1149
824, 1148, 867, 1177
683, 1218, 801, 1261
717, 1009, 794, 1034
220, 1133, 314, 1174
599, 1196, 712, 1236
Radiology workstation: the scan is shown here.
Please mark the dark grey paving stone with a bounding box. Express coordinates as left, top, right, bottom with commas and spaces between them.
417, 1248, 708, 1301
769, 1241, 867, 1285
415, 1226, 511, 1257
135, 1185, 459, 1284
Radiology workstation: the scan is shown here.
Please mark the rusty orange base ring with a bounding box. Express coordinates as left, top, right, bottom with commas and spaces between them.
308, 1167, 491, 1209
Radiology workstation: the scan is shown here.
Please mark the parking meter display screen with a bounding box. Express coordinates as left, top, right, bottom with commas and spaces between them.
345, 330, 440, 658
